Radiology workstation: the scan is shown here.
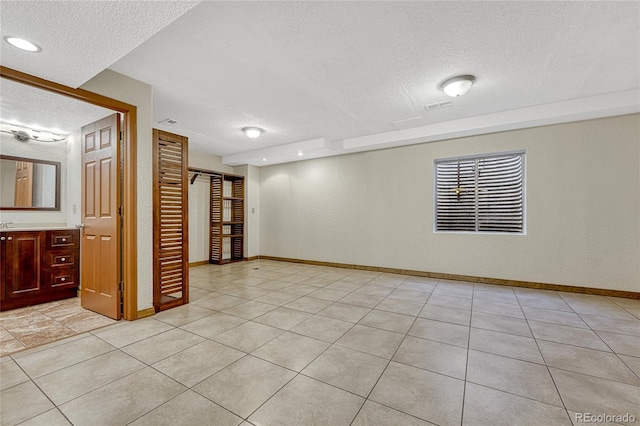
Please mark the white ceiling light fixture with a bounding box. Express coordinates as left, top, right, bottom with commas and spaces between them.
242, 127, 264, 139
440, 75, 476, 97
3, 35, 42, 52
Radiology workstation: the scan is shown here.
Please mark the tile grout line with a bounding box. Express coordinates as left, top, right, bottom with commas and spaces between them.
459, 281, 476, 426
348, 277, 435, 425
4, 261, 639, 425
516, 289, 574, 425
229, 297, 368, 423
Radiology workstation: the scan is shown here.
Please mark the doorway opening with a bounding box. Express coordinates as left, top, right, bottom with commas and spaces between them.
0, 66, 138, 354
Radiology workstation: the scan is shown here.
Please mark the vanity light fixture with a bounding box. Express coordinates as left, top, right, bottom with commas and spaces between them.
0, 122, 67, 143
242, 127, 264, 139
3, 36, 42, 52
440, 75, 476, 97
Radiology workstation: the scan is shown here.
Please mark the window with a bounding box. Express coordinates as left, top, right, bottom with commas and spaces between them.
435, 152, 525, 233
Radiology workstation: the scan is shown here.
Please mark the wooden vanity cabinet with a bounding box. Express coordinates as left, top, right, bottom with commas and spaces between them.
0, 229, 80, 311
1, 231, 44, 301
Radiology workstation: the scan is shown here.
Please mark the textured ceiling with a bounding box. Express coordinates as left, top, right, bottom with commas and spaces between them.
0, 1, 198, 87
109, 1, 640, 163
0, 78, 113, 134
1, 1, 639, 166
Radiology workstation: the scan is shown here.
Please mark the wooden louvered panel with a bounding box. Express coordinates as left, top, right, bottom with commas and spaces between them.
210, 175, 222, 262
153, 129, 189, 312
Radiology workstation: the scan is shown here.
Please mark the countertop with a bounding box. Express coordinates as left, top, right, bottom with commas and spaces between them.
0, 226, 79, 232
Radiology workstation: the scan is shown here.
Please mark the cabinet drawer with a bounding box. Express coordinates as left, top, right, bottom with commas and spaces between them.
47, 230, 79, 249
47, 251, 76, 267
49, 268, 78, 289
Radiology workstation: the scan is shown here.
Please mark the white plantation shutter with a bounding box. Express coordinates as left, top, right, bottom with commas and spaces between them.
435, 152, 524, 233
436, 159, 476, 231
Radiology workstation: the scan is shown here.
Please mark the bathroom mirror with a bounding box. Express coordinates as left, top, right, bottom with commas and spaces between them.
0, 155, 61, 210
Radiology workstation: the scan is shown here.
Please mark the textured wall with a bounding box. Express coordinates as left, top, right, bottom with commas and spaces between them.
81, 70, 154, 310
259, 114, 640, 292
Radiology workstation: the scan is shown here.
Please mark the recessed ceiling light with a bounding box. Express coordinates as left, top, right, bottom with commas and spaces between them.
297, 151, 303, 156
440, 75, 476, 97
3, 36, 42, 52
242, 127, 264, 139
261, 158, 267, 162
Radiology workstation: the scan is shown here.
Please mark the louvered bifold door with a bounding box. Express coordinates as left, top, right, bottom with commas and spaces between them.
209, 175, 222, 263
153, 129, 189, 312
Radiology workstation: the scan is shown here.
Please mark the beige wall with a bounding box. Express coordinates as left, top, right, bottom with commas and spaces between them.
259, 114, 640, 292
81, 70, 154, 310
234, 164, 260, 258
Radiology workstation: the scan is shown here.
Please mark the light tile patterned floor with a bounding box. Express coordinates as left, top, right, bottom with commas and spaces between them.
1, 259, 639, 425
0, 297, 118, 356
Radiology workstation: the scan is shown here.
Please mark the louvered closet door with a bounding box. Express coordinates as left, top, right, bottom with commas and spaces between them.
153, 129, 189, 312
209, 175, 222, 263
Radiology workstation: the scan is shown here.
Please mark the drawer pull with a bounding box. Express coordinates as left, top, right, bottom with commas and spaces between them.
61, 277, 66, 282
61, 238, 67, 242
61, 257, 66, 262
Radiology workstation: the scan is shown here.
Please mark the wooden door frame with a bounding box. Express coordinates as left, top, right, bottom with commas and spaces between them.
1, 66, 138, 320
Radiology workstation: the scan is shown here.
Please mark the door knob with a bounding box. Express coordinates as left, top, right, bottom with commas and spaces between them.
0, 237, 5, 241
7, 237, 12, 241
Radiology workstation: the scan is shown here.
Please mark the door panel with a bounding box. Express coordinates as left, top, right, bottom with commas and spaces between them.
153, 129, 189, 312
4, 232, 43, 298
14, 161, 33, 207
81, 113, 121, 319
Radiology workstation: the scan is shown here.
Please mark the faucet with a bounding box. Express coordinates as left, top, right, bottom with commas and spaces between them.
0, 222, 13, 229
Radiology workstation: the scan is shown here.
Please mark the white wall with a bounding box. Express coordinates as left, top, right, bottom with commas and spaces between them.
66, 131, 81, 226
188, 150, 232, 263
0, 132, 68, 226
259, 114, 640, 292
81, 70, 154, 311
190, 150, 232, 173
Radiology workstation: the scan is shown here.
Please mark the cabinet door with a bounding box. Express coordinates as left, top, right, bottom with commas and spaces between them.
3, 231, 44, 299
0, 235, 5, 301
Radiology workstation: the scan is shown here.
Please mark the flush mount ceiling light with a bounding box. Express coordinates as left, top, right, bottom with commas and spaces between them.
242, 127, 264, 139
440, 75, 476, 97
3, 36, 42, 52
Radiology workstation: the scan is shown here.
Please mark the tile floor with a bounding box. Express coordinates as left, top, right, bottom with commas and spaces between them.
1, 259, 639, 425
1, 297, 118, 356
